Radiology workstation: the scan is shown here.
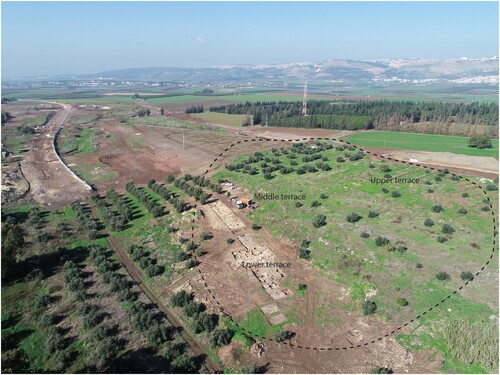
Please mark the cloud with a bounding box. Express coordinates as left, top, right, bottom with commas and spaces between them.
196, 36, 205, 44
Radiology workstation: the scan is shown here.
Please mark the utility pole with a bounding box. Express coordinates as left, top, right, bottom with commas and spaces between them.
302, 81, 308, 117
183, 131, 185, 150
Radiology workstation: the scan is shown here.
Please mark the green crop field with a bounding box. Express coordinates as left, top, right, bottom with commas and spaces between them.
347, 131, 499, 157
191, 111, 247, 127
213, 141, 498, 373
126, 92, 335, 105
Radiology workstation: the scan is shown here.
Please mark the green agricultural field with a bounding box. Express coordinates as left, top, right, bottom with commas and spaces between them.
191, 111, 248, 127
214, 141, 498, 373
347, 131, 499, 157
141, 92, 334, 105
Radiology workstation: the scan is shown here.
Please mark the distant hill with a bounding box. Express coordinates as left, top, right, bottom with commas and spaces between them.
3, 57, 498, 84
75, 58, 498, 84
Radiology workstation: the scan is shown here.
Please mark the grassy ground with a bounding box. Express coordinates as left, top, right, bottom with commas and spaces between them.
346, 131, 499, 157
191, 111, 247, 127
57, 126, 100, 155
213, 142, 498, 372
106, 188, 185, 283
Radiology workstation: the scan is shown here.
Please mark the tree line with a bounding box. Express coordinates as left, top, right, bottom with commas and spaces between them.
209, 100, 499, 132
125, 182, 164, 217
185, 105, 204, 114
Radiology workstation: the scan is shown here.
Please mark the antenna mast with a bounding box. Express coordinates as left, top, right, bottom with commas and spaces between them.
302, 81, 308, 116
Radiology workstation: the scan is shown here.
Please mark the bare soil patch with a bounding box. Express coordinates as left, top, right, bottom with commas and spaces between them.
366, 147, 499, 178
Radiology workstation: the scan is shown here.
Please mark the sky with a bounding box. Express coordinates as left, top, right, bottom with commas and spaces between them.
2, 1, 499, 77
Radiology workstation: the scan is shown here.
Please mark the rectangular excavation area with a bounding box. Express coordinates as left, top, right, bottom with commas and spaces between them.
234, 234, 289, 300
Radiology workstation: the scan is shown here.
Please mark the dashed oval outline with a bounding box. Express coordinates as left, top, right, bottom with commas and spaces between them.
189, 136, 497, 351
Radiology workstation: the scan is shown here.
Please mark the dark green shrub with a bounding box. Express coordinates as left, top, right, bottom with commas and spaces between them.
226, 238, 235, 244
192, 312, 218, 333
311, 201, 321, 207
299, 247, 311, 259
200, 232, 212, 241
251, 223, 261, 230
381, 188, 389, 194
171, 354, 198, 373
396, 244, 407, 253
118, 288, 137, 302
186, 242, 197, 251
437, 236, 448, 243
416, 263, 423, 269
486, 183, 498, 191
295, 201, 303, 208
391, 191, 401, 198
361, 232, 370, 238
442, 224, 455, 234
397, 297, 409, 306
462, 192, 469, 198
145, 264, 164, 277
481, 206, 490, 212
362, 300, 377, 315
458, 208, 467, 215
45, 330, 65, 354
346, 212, 362, 223
368, 211, 379, 218
312, 214, 327, 228
274, 331, 288, 342
299, 240, 311, 259
82, 308, 103, 330
210, 329, 232, 348
468, 133, 492, 149
371, 367, 393, 374
436, 272, 450, 281
183, 301, 204, 317
460, 271, 474, 281
424, 218, 434, 227
171, 290, 193, 307
375, 236, 390, 247
432, 205, 443, 213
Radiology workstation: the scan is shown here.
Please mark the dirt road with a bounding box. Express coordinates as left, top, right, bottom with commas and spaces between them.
20, 102, 92, 208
